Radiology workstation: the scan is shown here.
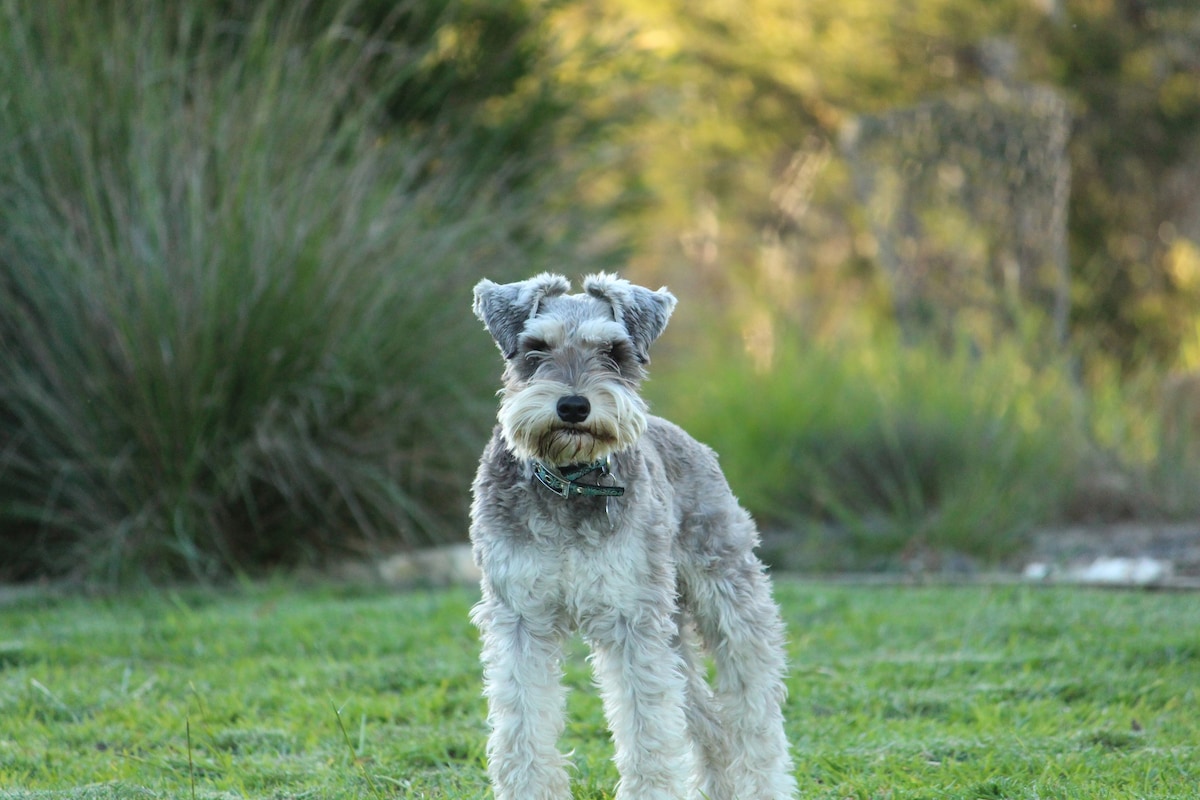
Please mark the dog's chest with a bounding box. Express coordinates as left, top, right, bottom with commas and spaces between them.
521, 503, 665, 625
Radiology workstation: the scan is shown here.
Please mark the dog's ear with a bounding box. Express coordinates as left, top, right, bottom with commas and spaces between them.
473, 274, 571, 358
583, 273, 676, 363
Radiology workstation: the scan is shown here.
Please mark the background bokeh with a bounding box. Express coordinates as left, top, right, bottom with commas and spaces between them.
3, 0, 1198, 582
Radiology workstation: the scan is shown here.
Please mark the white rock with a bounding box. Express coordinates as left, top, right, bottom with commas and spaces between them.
1065, 557, 1173, 585
1023, 562, 1052, 580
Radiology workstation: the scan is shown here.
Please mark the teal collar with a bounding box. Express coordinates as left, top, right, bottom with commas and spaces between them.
532, 458, 625, 499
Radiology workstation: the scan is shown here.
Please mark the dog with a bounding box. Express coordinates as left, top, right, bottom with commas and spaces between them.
468, 273, 797, 800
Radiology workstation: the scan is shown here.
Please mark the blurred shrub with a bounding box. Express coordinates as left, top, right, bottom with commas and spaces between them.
649, 332, 1083, 566
142, 0, 573, 195
1078, 363, 1200, 522
0, 1, 588, 582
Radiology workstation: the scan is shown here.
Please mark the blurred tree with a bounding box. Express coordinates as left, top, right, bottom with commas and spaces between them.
96, 0, 617, 208
843, 83, 1073, 353
89, 0, 1200, 371
1033, 0, 1200, 370
539, 0, 1200, 374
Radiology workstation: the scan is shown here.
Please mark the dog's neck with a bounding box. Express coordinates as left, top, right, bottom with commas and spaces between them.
531, 458, 625, 499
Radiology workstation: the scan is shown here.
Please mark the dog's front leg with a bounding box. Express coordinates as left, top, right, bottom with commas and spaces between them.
586, 610, 697, 800
474, 596, 570, 800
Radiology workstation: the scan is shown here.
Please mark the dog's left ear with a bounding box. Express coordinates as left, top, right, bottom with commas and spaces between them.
583, 273, 676, 363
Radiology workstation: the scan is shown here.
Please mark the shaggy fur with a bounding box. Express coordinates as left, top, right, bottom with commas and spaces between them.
469, 273, 797, 800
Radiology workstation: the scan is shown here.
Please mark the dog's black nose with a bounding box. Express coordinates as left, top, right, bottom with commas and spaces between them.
556, 394, 591, 424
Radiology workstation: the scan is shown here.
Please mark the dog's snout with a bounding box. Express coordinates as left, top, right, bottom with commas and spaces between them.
556, 394, 591, 424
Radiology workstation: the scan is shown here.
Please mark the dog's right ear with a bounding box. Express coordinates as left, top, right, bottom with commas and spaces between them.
473, 274, 571, 359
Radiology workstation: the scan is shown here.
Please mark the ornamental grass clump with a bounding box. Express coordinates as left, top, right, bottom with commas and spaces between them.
0, 1, 562, 582
651, 333, 1082, 566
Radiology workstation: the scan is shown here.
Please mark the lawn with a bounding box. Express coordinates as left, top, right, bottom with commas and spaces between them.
0, 579, 1196, 799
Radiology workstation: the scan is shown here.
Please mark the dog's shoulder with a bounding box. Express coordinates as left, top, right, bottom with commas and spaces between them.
641, 415, 724, 481
641, 415, 757, 541
469, 427, 534, 542
472, 426, 525, 490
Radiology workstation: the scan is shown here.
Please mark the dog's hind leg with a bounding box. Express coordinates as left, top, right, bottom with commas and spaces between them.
682, 547, 797, 799
675, 611, 737, 800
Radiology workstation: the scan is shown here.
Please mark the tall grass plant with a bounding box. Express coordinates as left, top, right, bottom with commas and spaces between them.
1077, 361, 1200, 520
0, 1, 577, 582
649, 331, 1084, 566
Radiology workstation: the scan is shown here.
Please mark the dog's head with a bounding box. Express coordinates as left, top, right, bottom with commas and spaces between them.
473, 273, 676, 465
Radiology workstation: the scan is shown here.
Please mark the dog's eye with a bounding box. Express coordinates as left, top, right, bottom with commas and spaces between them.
522, 339, 550, 358
605, 341, 630, 361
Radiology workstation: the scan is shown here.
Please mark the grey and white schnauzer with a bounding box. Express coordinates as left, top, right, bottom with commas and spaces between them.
469, 273, 797, 800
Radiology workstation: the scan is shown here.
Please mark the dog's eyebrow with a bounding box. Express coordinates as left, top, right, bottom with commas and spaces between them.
574, 319, 628, 346
520, 318, 565, 349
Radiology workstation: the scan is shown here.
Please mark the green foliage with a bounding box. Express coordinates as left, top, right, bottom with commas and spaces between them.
1, 581, 1197, 797
1076, 364, 1200, 520
548, 0, 1200, 375
191, 0, 574, 194
4, 0, 1199, 582
1041, 1, 1200, 370
0, 1, 591, 582
650, 332, 1081, 565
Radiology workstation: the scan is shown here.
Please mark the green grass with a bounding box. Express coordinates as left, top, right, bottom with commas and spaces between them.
1, 580, 1196, 798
